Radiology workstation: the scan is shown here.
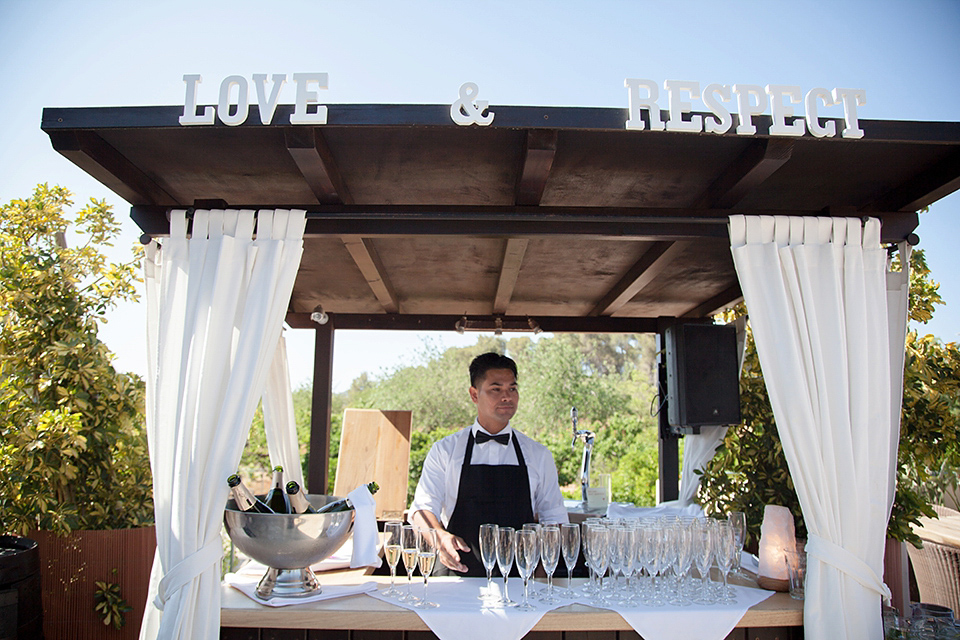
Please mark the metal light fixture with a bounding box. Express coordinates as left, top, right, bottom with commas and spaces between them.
454, 315, 541, 335
310, 304, 328, 325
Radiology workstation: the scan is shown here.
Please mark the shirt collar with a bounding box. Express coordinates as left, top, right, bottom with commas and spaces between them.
472, 420, 512, 439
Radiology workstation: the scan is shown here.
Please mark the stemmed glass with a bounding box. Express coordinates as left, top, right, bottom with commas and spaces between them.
668, 520, 693, 606
414, 528, 439, 608
559, 523, 580, 596
714, 521, 737, 603
496, 526, 517, 607
585, 524, 609, 604
522, 523, 542, 595
514, 529, 540, 611
728, 512, 747, 577
539, 524, 561, 603
381, 521, 403, 597
619, 525, 638, 605
693, 518, 716, 605
478, 523, 499, 604
399, 524, 420, 603
640, 522, 666, 606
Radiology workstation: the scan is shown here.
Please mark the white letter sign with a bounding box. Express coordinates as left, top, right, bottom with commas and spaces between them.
179, 74, 215, 125
290, 73, 329, 125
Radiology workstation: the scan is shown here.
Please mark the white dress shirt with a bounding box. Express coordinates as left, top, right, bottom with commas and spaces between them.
410, 420, 569, 527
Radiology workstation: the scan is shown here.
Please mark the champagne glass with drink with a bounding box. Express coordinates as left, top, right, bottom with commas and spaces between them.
381, 522, 403, 597
399, 524, 420, 603
414, 528, 439, 608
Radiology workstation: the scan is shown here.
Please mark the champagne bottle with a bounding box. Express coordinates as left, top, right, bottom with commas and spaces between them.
285, 480, 317, 514
315, 481, 380, 513
227, 474, 274, 513
264, 465, 291, 514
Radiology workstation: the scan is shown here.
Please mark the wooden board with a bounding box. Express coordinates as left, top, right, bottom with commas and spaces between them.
335, 409, 412, 519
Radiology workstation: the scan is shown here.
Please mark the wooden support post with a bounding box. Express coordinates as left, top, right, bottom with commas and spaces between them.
307, 318, 335, 494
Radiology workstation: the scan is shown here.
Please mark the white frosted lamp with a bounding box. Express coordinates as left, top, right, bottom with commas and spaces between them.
756, 504, 796, 592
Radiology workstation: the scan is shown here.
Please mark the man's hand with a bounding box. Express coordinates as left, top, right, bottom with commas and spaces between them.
436, 529, 470, 573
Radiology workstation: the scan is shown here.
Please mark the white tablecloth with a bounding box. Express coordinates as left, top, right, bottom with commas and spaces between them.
369, 577, 578, 640
368, 576, 774, 640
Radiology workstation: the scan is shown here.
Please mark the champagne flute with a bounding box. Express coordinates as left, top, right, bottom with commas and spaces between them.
539, 524, 561, 604
415, 528, 439, 608
399, 524, 420, 603
668, 520, 693, 606
514, 529, 540, 611
692, 518, 716, 605
381, 521, 403, 597
715, 521, 737, 603
521, 523, 542, 595
560, 523, 580, 596
586, 524, 609, 604
478, 523, 499, 603
496, 526, 517, 606
728, 511, 747, 577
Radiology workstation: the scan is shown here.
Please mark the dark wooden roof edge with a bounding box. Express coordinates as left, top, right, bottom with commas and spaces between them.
285, 312, 663, 333
131, 205, 918, 243
41, 104, 960, 143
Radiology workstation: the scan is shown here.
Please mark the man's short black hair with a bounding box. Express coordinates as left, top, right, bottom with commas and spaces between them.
469, 352, 518, 388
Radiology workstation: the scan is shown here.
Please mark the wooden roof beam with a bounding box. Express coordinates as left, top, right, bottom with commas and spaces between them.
493, 238, 529, 314
862, 148, 960, 213
49, 131, 178, 206
693, 138, 794, 209
589, 240, 692, 317
285, 128, 354, 205
286, 312, 660, 333
515, 129, 557, 206
340, 235, 399, 313
681, 284, 743, 319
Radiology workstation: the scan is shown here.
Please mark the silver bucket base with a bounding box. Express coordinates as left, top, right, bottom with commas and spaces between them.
255, 566, 320, 599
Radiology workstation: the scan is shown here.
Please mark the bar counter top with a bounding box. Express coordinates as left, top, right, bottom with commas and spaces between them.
220, 571, 803, 632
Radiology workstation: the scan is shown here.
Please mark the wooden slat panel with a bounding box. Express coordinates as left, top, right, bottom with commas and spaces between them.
335, 409, 412, 519
32, 527, 156, 640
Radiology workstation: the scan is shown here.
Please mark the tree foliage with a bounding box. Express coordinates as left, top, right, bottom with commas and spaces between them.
0, 185, 151, 535
697, 248, 960, 548
337, 332, 663, 505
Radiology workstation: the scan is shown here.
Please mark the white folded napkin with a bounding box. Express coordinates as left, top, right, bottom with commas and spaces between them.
607, 584, 774, 640
348, 484, 382, 569
224, 573, 377, 607
369, 576, 577, 640
606, 501, 704, 520
741, 551, 760, 574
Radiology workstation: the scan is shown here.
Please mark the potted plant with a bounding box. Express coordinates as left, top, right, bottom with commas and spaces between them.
0, 185, 155, 639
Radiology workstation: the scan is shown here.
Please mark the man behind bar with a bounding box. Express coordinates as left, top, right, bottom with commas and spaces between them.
410, 352, 568, 576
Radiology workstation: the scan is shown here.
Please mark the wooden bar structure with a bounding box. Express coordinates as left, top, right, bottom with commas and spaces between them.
219, 575, 803, 640
42, 101, 960, 637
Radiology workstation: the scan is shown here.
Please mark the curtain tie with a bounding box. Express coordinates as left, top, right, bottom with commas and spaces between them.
153, 538, 224, 610
806, 534, 891, 602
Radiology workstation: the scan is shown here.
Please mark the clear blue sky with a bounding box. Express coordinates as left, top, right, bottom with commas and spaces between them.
1, 0, 958, 390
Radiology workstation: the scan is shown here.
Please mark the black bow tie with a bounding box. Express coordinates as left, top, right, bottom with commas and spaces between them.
475, 431, 510, 445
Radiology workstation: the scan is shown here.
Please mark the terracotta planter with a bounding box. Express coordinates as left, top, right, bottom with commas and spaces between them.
31, 527, 156, 640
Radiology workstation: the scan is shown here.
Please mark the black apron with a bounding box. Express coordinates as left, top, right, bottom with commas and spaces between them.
443, 430, 536, 577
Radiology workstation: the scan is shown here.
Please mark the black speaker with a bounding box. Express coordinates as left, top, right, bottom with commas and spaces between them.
665, 322, 741, 429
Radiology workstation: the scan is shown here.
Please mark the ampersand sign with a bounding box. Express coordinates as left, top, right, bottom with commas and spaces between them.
450, 82, 494, 126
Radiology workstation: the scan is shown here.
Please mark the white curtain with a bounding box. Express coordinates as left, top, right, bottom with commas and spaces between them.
675, 316, 747, 505
139, 209, 305, 639
729, 215, 906, 640
262, 333, 305, 489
